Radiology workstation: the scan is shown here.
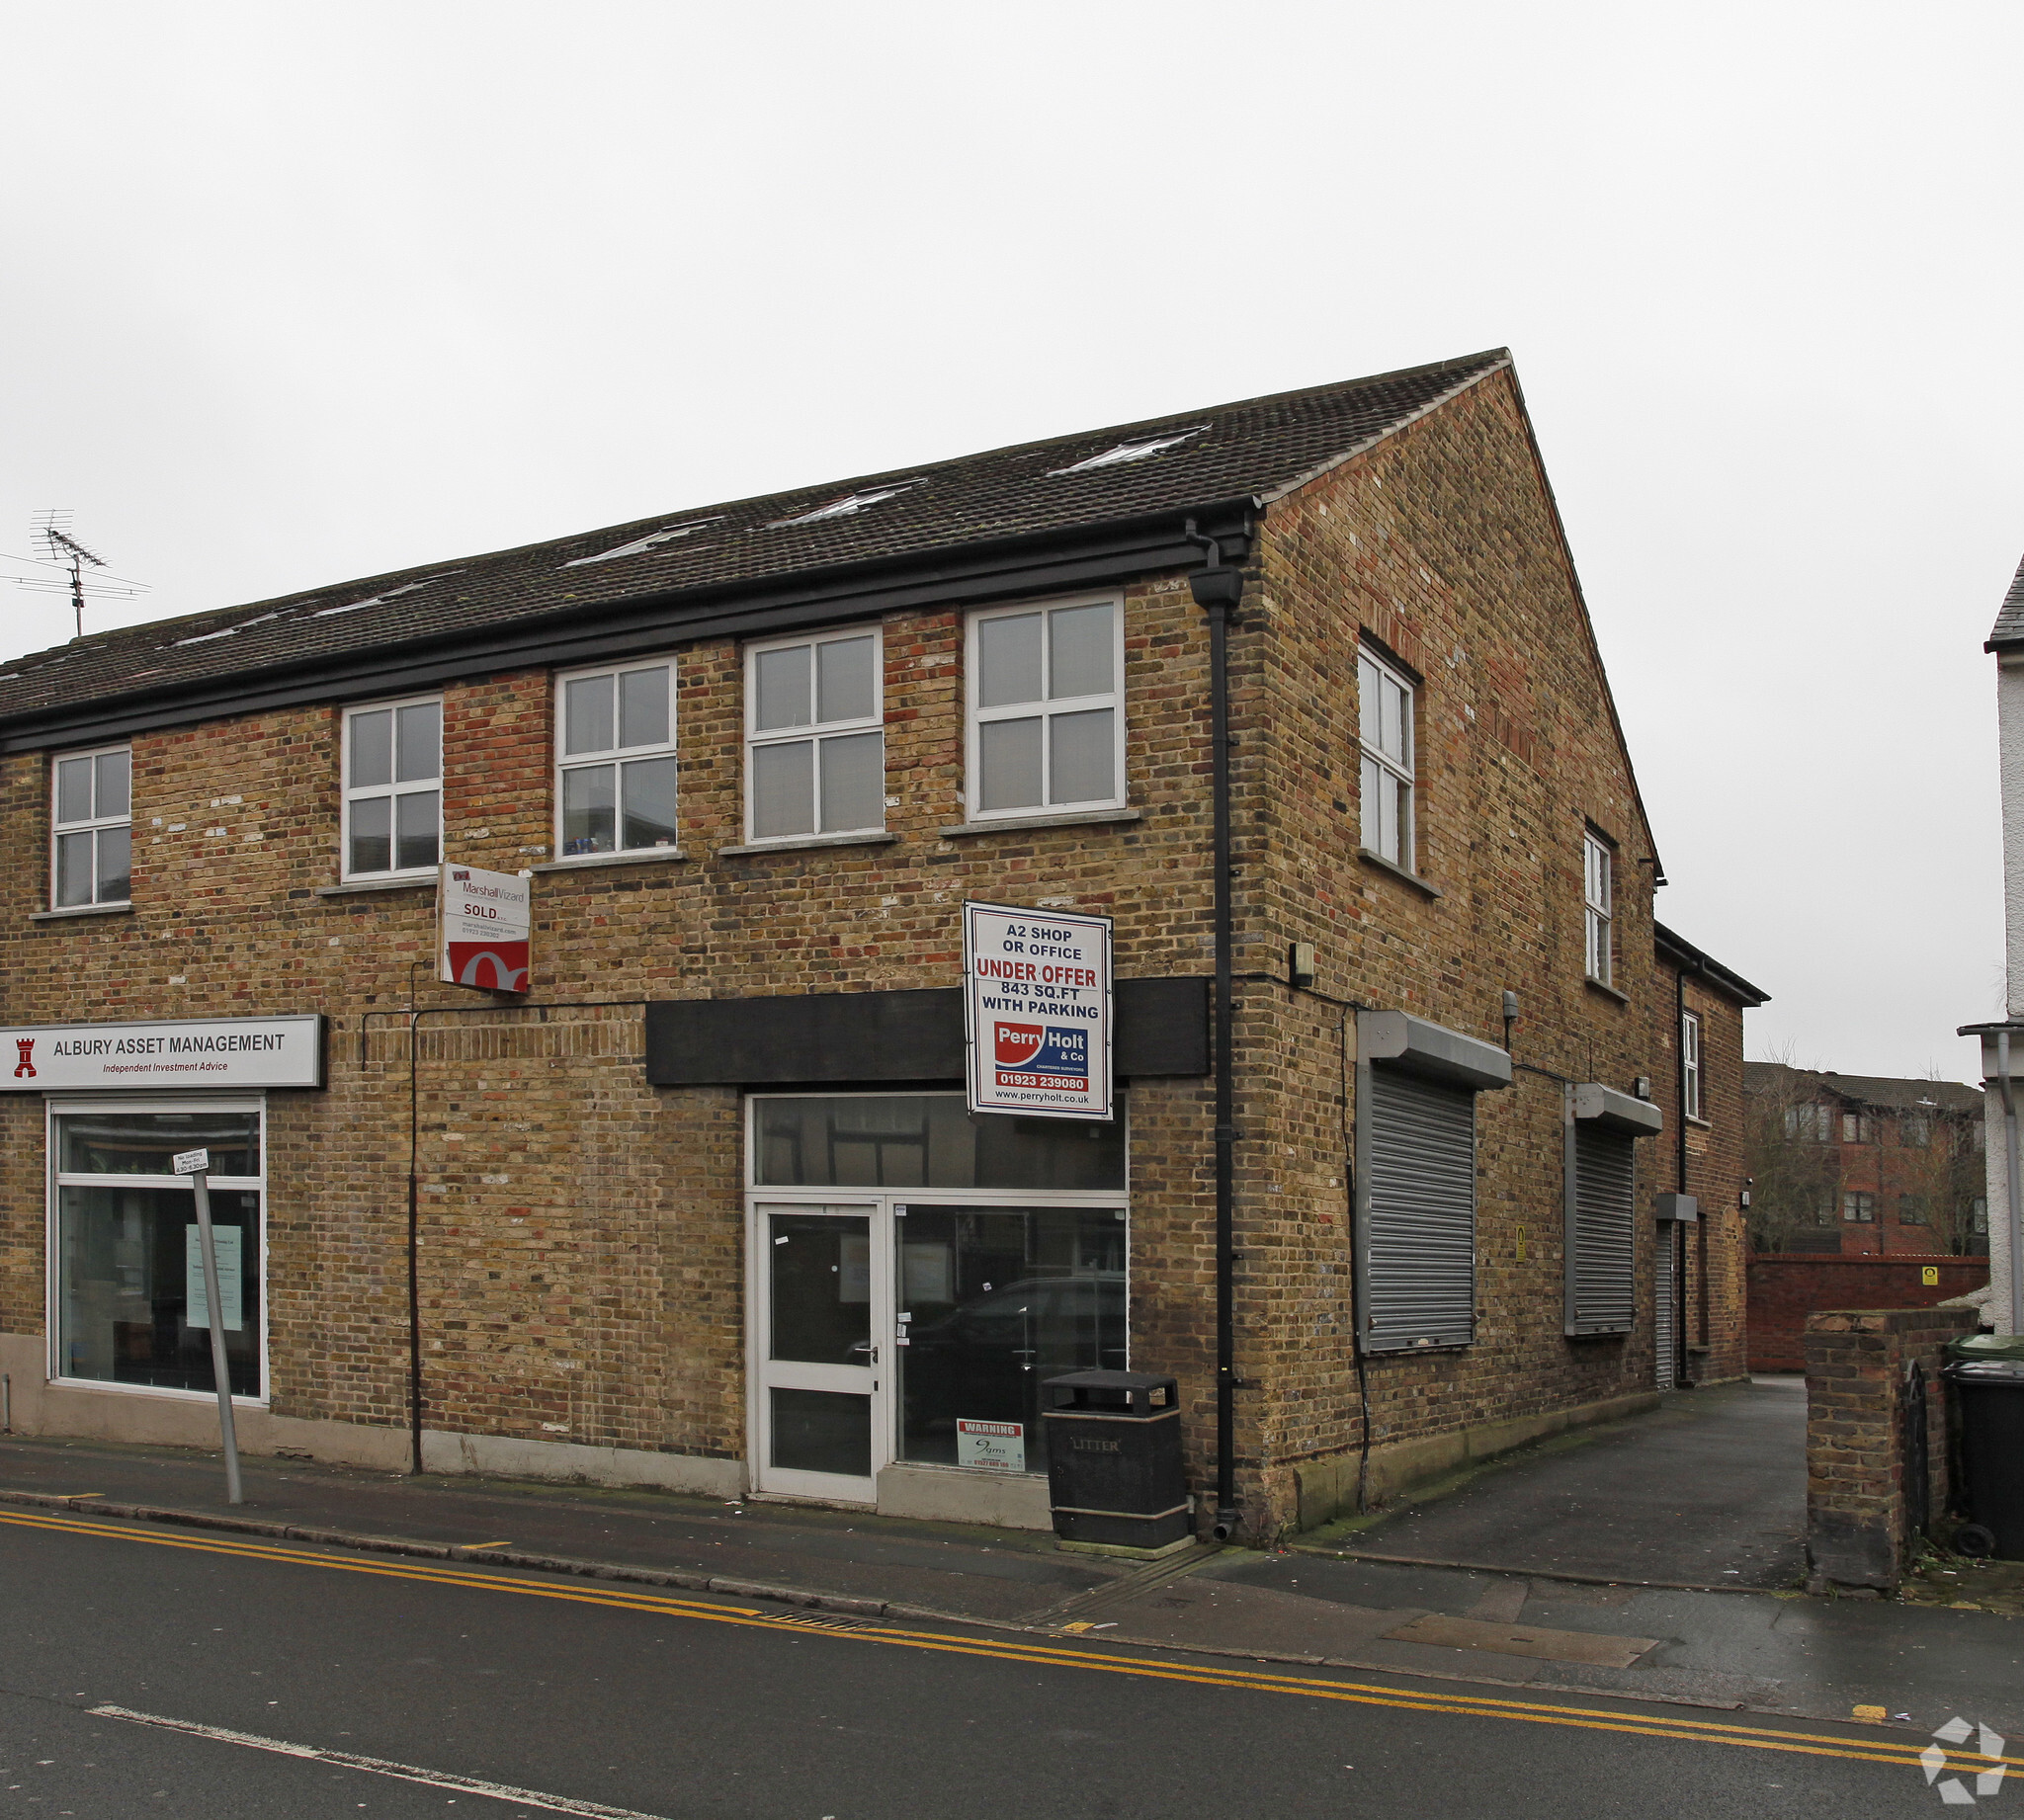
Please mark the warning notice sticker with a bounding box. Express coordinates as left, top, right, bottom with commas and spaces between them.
963, 901, 1113, 1120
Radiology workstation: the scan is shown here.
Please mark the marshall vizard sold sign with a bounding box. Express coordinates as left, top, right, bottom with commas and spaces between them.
963, 900, 1113, 1121
439, 863, 532, 992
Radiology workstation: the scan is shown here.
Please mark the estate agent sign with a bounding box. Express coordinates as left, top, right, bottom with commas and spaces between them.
0, 1015, 324, 1091
439, 863, 532, 992
962, 900, 1113, 1120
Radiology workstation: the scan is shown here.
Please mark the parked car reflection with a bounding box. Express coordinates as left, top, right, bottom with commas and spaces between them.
900, 1271, 1126, 1467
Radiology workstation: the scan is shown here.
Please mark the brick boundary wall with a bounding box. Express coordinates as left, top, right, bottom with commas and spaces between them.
1804, 1305, 1980, 1593
1750, 1255, 1988, 1371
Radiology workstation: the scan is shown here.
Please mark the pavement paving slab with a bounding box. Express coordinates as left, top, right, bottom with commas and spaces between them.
1378, 1613, 1660, 1668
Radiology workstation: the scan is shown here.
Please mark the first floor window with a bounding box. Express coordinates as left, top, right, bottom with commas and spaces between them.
1842, 1191, 1876, 1223
557, 659, 678, 856
53, 1105, 264, 1398
1681, 1011, 1704, 1120
746, 628, 884, 841
1358, 647, 1415, 868
968, 598, 1123, 817
52, 745, 131, 907
1898, 1195, 1929, 1225
344, 697, 441, 876
1785, 1104, 1835, 1142
1840, 1111, 1875, 1144
1583, 831, 1614, 985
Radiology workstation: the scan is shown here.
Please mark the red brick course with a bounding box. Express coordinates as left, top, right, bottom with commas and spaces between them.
1752, 1255, 1988, 1370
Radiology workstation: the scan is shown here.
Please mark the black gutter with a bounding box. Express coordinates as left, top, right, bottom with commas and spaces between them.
1652, 922, 1770, 1009
0, 501, 1257, 754
1188, 521, 1247, 1541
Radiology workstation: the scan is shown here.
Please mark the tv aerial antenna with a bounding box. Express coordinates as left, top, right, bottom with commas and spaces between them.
3, 511, 150, 637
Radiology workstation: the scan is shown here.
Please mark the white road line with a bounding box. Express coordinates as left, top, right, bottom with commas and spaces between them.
89, 1705, 673, 1819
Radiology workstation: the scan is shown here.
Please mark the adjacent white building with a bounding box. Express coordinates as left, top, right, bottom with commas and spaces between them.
1963, 555, 2024, 1335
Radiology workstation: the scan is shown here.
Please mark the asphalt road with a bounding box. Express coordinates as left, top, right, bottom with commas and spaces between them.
0, 1507, 1989, 1819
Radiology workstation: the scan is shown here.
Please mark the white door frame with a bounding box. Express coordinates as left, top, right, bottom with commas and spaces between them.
747, 1198, 888, 1504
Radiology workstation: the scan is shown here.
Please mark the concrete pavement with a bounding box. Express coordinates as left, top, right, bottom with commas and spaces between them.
1306, 1377, 1810, 1589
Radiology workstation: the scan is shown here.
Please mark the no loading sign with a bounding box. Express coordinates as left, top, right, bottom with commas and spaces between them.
963, 901, 1113, 1121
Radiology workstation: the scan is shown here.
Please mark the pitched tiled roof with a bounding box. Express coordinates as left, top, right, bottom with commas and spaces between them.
1743, 1061, 1982, 1115
1987, 551, 2024, 648
0, 351, 1509, 727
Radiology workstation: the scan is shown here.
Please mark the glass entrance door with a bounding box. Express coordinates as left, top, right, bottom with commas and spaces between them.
750, 1203, 886, 1502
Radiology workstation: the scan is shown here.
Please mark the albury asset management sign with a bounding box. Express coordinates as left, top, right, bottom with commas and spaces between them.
0, 1016, 325, 1091
963, 900, 1113, 1120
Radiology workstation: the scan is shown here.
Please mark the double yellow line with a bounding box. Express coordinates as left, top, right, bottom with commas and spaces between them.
0, 1504, 2007, 1777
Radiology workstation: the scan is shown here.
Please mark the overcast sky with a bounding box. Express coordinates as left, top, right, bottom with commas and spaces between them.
4, 2, 2019, 1082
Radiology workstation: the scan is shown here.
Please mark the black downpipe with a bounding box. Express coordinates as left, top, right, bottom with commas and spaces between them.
1673, 959, 1705, 1390
1188, 523, 1244, 1539
408, 965, 425, 1476
1674, 964, 1688, 1390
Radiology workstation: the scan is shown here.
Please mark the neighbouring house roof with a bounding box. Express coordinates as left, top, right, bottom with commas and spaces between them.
1984, 551, 2024, 649
1742, 1060, 1982, 1116
1653, 922, 1770, 1006
0, 350, 1509, 736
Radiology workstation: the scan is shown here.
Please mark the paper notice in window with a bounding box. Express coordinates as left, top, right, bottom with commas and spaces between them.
185, 1225, 244, 1331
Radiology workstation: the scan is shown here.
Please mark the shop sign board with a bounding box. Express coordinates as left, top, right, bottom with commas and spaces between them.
0, 1016, 324, 1091
439, 864, 532, 992
956, 1418, 1026, 1471
963, 900, 1113, 1121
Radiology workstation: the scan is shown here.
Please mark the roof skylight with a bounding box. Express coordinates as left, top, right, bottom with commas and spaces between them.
312, 571, 464, 619
1048, 428, 1206, 476
563, 519, 725, 568
769, 482, 922, 528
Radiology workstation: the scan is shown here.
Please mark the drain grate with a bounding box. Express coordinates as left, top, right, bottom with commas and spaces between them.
767, 1611, 879, 1631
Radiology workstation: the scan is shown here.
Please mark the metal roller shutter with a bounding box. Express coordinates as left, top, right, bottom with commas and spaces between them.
1652, 1219, 1677, 1388
1362, 1063, 1476, 1352
1568, 1124, 1637, 1336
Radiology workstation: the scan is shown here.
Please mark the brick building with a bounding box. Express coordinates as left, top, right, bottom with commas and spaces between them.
1742, 1063, 1987, 1257
1653, 925, 1768, 1388
0, 350, 1764, 1539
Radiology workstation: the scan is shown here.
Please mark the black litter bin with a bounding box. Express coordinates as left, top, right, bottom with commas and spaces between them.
1043, 1369, 1190, 1550
1946, 1336, 2024, 1561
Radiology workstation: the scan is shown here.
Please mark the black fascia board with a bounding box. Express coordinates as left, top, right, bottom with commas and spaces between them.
0, 501, 1257, 754
1653, 920, 1770, 1008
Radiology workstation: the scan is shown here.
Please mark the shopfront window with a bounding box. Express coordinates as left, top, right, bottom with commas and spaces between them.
896, 1205, 1126, 1472
52, 1107, 263, 1398
747, 1094, 1127, 1491
752, 1094, 1125, 1192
